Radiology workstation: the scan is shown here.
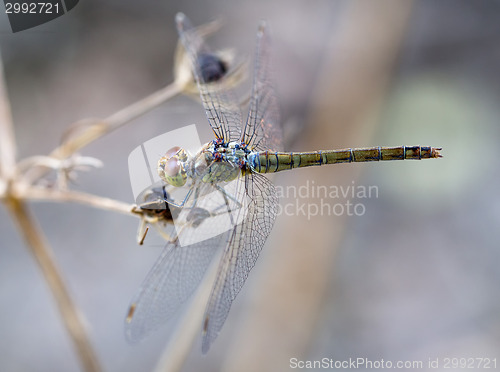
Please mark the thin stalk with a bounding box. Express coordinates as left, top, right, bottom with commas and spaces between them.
20, 187, 137, 217
51, 82, 183, 160
5, 197, 102, 372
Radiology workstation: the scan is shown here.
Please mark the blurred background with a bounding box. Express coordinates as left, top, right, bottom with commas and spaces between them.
0, 0, 499, 371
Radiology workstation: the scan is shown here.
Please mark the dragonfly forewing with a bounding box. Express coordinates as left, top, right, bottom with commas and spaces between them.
175, 173, 248, 247
176, 13, 243, 143
241, 21, 283, 152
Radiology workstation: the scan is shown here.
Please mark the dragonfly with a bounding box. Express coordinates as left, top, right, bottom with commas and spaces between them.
125, 12, 442, 353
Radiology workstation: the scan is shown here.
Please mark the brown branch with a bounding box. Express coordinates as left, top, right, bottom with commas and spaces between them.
4, 197, 102, 372
19, 187, 137, 216
0, 46, 103, 372
51, 82, 183, 160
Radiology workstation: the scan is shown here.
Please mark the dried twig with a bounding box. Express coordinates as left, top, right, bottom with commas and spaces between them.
51, 82, 184, 161
0, 48, 103, 371
4, 197, 102, 372
19, 187, 137, 216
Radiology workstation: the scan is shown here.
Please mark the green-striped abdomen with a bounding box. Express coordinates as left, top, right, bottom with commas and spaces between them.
248, 146, 442, 174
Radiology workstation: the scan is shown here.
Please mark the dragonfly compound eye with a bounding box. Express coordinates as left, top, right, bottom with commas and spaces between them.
158, 149, 187, 187
165, 146, 181, 159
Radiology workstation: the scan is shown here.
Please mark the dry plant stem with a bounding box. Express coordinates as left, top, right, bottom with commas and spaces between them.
0, 57, 16, 180
0, 48, 101, 372
51, 82, 183, 160
22, 187, 137, 216
4, 197, 102, 372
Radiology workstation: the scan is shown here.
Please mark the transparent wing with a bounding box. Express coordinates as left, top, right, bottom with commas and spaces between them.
173, 174, 246, 248
124, 233, 227, 342
126, 170, 247, 342
241, 22, 283, 152
201, 172, 278, 353
176, 13, 243, 143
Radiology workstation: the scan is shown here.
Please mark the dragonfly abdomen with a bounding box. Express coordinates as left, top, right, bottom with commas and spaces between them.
249, 146, 442, 174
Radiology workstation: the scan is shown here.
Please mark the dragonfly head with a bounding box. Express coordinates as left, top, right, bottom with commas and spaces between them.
157, 146, 188, 187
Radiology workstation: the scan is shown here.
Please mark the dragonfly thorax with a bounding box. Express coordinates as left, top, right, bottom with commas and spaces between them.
207, 140, 250, 167
190, 140, 249, 183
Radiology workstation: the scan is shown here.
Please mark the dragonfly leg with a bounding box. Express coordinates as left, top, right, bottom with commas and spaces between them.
212, 184, 243, 211
161, 186, 195, 209
210, 183, 245, 227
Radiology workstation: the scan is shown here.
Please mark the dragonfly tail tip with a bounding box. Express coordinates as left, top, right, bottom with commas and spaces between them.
431, 147, 443, 158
